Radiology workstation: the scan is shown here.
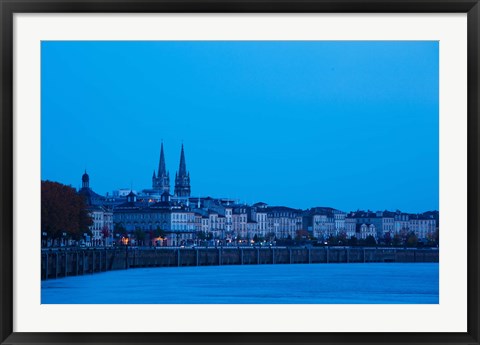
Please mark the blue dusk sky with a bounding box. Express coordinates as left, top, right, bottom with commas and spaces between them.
41, 41, 439, 213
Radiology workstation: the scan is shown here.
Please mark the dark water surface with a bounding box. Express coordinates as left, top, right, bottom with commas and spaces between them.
42, 263, 439, 304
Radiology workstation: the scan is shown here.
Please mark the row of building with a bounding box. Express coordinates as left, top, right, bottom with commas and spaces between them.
78, 144, 438, 246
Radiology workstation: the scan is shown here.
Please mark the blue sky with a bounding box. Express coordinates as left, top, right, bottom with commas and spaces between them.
41, 41, 439, 212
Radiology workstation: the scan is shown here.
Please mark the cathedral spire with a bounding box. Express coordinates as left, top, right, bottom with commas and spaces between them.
174, 144, 191, 197
152, 142, 170, 193
178, 144, 187, 176
158, 142, 167, 177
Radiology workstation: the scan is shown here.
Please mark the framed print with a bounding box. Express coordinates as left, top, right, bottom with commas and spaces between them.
1, 0, 479, 344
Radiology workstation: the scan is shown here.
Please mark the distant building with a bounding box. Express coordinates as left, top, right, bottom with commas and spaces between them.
348, 210, 437, 241
88, 206, 113, 246
250, 203, 268, 238
232, 206, 248, 239
393, 211, 438, 240
394, 212, 410, 235
311, 211, 335, 240
78, 171, 113, 246
303, 207, 345, 240
113, 191, 195, 246
112, 188, 138, 198
356, 223, 377, 240
408, 214, 436, 240
74, 143, 438, 247
348, 210, 394, 239
345, 217, 357, 239
78, 170, 106, 206
266, 206, 303, 239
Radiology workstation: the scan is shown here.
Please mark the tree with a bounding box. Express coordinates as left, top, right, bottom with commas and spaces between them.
154, 226, 167, 238
364, 235, 377, 247
266, 232, 276, 243
393, 233, 403, 246
337, 232, 347, 245
151, 227, 167, 246
114, 222, 128, 237
133, 228, 146, 246
101, 225, 110, 247
308, 234, 317, 241
295, 230, 309, 241
41, 180, 92, 240
383, 231, 392, 246
399, 228, 409, 244
253, 234, 265, 243
348, 235, 358, 246
406, 231, 418, 247
326, 235, 336, 245
426, 230, 439, 247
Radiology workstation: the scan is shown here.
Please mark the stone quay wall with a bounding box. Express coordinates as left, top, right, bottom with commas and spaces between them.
41, 247, 439, 280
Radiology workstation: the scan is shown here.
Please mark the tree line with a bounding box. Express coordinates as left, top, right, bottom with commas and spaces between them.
41, 180, 92, 240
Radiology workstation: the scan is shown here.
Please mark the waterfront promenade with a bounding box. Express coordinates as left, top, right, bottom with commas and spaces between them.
41, 246, 439, 280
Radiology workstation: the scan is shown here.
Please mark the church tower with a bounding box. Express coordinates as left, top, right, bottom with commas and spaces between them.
82, 170, 90, 189
152, 143, 170, 194
174, 144, 191, 197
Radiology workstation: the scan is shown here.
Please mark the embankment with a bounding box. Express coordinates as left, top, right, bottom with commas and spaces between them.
41, 246, 439, 280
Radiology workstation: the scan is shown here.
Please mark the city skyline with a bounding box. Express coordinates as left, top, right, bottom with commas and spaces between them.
41, 41, 439, 212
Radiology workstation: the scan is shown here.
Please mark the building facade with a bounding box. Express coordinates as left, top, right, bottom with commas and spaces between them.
74, 143, 439, 247
78, 171, 113, 246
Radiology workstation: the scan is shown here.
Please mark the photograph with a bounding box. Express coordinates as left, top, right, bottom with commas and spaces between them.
2, 0, 479, 342
39, 40, 440, 304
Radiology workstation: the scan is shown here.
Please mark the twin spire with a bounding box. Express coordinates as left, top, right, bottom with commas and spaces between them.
178, 144, 187, 177
152, 143, 190, 197
174, 144, 191, 197
158, 142, 167, 178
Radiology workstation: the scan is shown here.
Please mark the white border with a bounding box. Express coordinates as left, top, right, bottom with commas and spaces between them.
13, 13, 467, 332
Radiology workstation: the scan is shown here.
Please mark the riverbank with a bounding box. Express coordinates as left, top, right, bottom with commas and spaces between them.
41, 246, 439, 280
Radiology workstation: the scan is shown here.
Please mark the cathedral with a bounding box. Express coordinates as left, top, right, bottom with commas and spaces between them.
151, 143, 170, 194
151, 143, 191, 197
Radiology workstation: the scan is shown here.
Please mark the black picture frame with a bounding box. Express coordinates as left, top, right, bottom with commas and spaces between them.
1, 1, 479, 344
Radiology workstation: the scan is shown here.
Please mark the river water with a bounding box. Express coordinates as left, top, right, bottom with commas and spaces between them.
41, 263, 438, 304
